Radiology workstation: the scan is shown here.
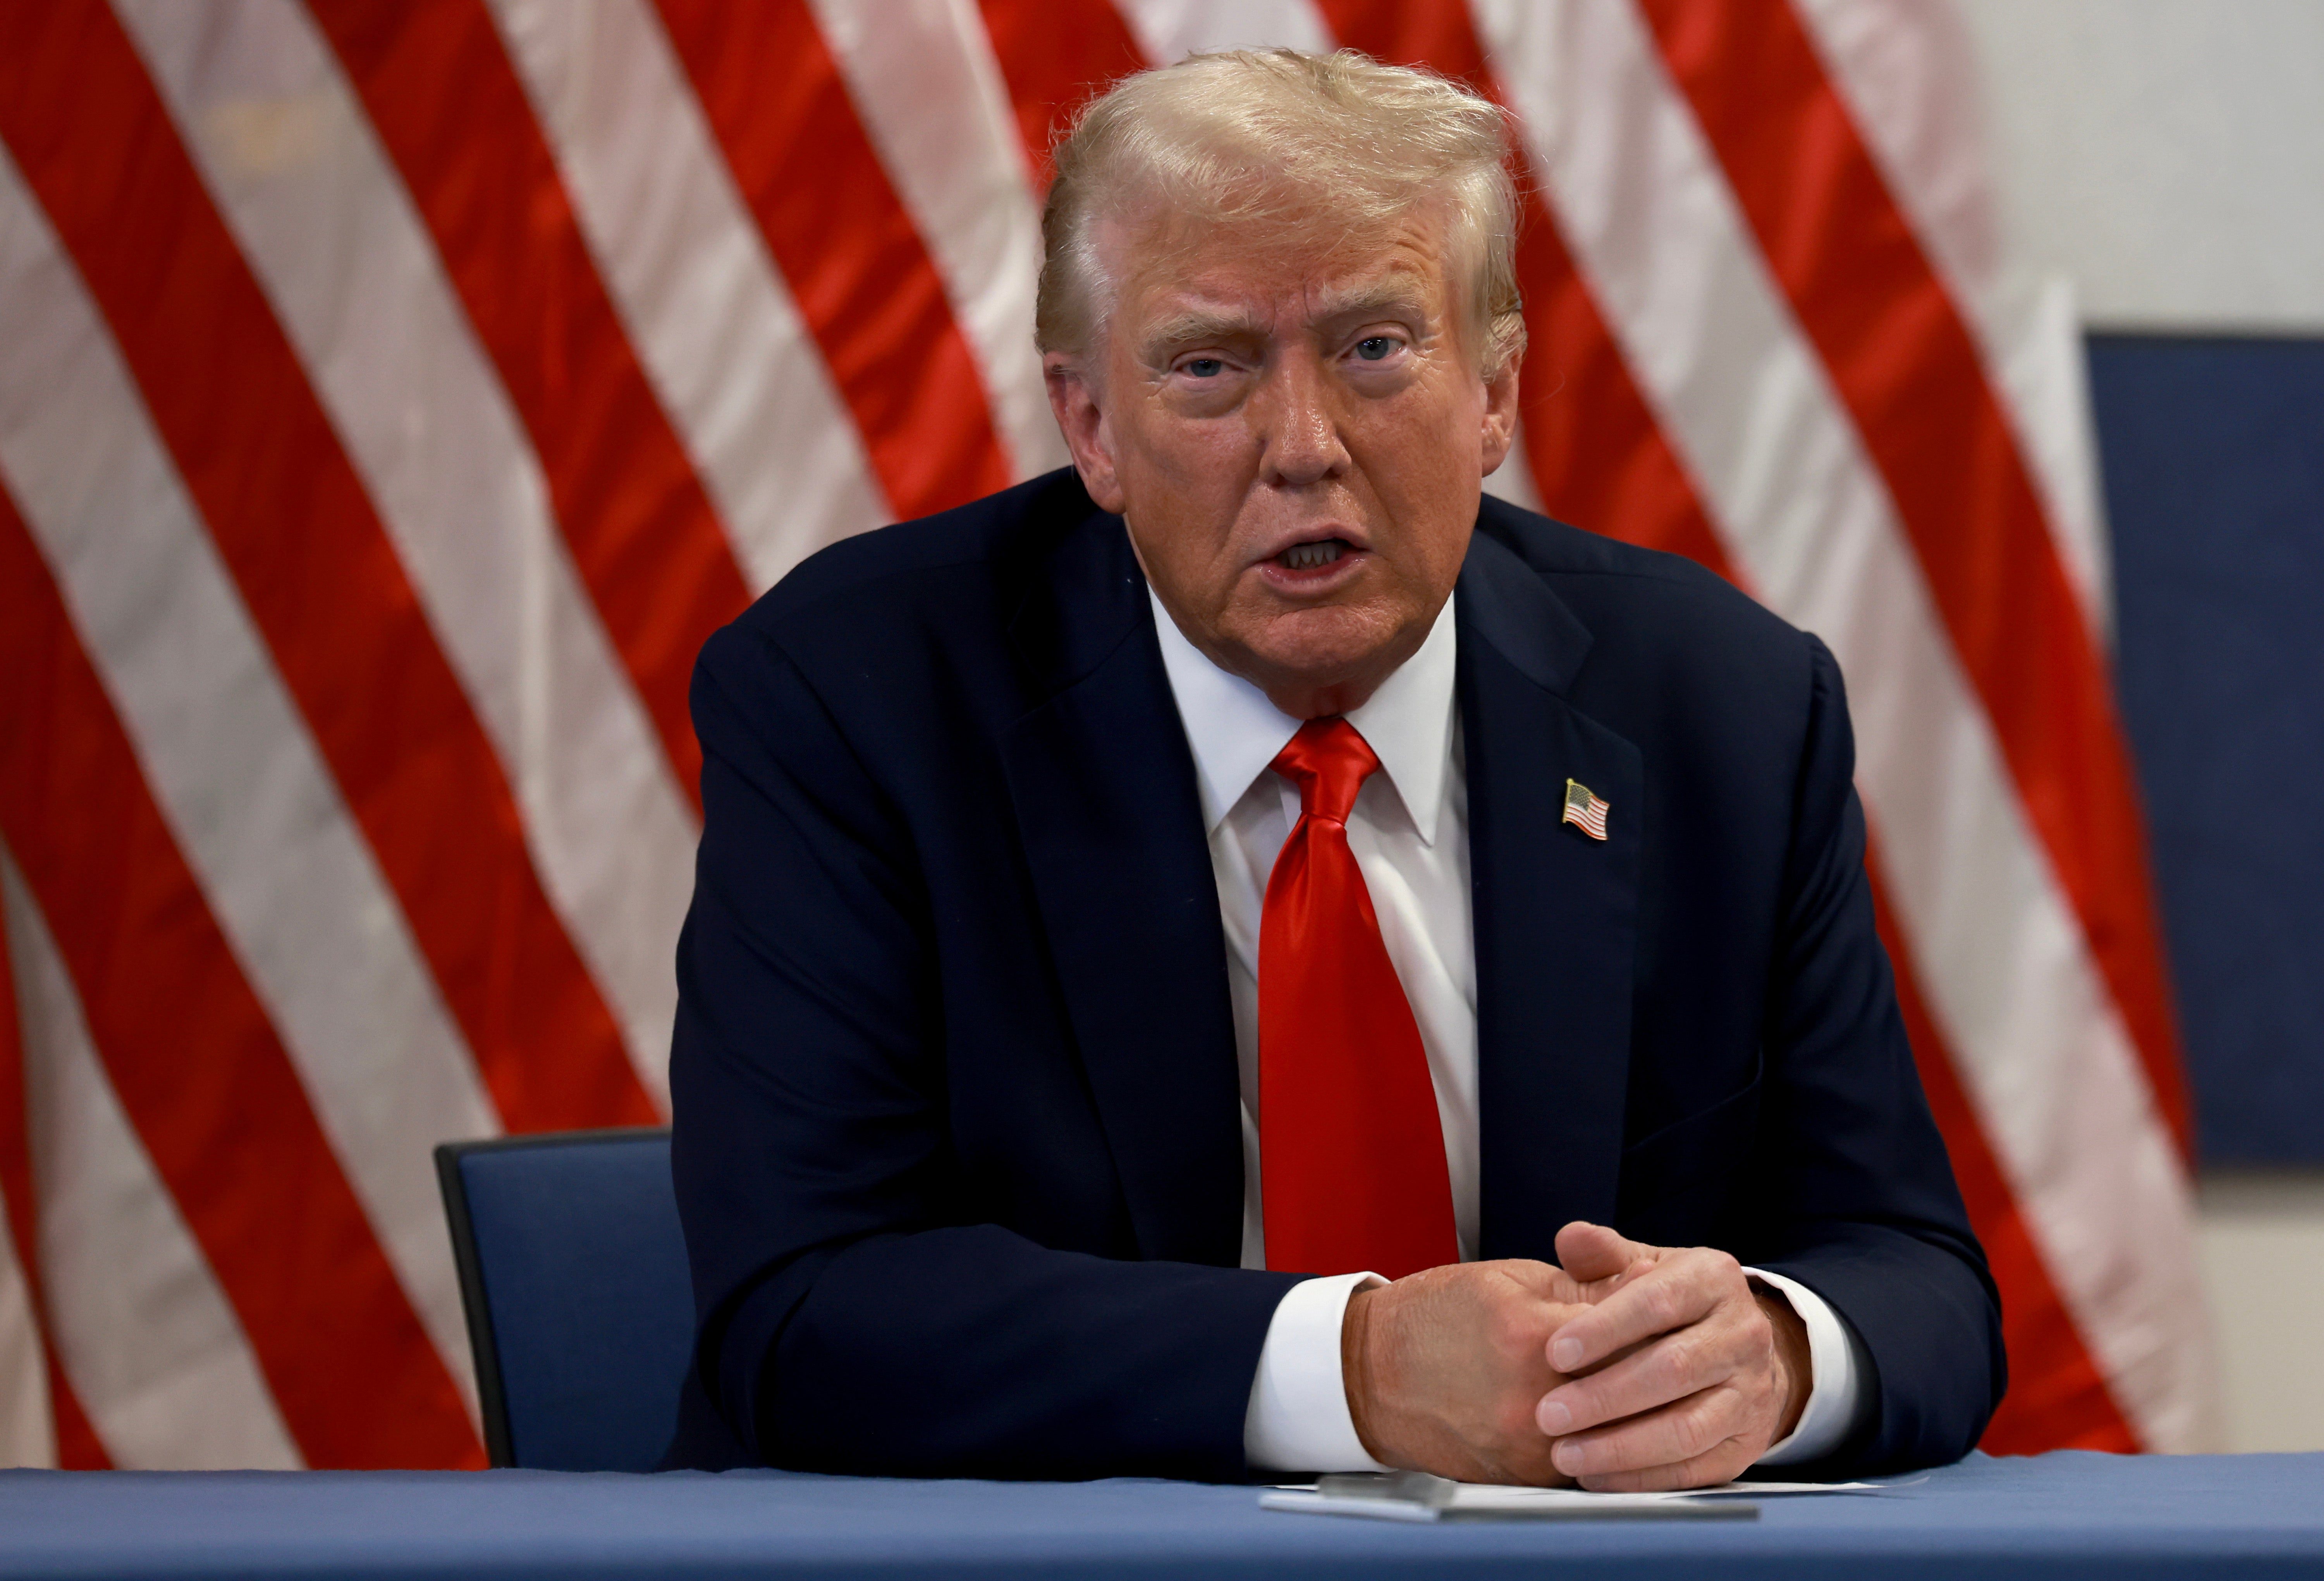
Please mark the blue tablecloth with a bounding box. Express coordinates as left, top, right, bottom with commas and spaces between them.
3, 1451, 2320, 1579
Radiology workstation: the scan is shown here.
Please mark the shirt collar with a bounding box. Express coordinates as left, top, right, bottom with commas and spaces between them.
1148, 586, 1459, 846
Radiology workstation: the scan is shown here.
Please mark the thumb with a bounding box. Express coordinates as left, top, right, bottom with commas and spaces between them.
1554, 1221, 1657, 1286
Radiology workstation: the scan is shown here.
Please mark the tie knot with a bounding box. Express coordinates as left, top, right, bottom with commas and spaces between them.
1269, 717, 1380, 824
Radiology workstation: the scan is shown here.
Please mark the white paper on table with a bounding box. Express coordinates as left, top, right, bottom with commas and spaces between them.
1259, 1471, 1892, 1523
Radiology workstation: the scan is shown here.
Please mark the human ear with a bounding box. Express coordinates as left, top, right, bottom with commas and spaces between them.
1044, 354, 1127, 513
1478, 355, 1521, 479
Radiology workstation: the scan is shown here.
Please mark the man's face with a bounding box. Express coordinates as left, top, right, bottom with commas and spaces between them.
1045, 201, 1519, 718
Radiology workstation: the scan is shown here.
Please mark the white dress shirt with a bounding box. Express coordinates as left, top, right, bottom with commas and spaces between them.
1148, 587, 1866, 1474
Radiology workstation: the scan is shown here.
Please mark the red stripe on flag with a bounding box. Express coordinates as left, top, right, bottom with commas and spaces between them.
0, 845, 111, 1469
1308, 2, 1736, 572
976, 0, 1148, 184
0, 488, 481, 1469
43, 1351, 110, 1470
0, 0, 653, 1135
1869, 855, 2142, 1453
655, 0, 1013, 520
1637, 0, 2192, 1154
308, 0, 749, 807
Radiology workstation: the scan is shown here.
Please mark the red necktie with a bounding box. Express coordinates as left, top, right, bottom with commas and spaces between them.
1258, 718, 1457, 1279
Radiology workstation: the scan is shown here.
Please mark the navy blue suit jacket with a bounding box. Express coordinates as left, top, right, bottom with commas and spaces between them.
662, 468, 2003, 1479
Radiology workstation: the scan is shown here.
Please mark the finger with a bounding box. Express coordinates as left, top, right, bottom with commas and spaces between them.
1546, 1252, 1729, 1374
1553, 1221, 1656, 1285
1575, 1436, 1759, 1494
1551, 1253, 1658, 1308
1592, 1254, 1660, 1304
1494, 1254, 1642, 1313
1548, 1380, 1760, 1486
1535, 1302, 1757, 1434
1526, 1263, 1631, 1308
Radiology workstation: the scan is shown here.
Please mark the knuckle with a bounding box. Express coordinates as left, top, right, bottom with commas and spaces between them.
1653, 1332, 1701, 1389
1485, 1305, 1537, 1360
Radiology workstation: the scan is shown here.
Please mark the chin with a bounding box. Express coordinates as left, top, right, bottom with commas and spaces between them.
1241, 606, 1407, 690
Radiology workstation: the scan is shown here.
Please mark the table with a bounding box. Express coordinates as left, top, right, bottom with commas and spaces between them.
3, 1450, 2321, 1579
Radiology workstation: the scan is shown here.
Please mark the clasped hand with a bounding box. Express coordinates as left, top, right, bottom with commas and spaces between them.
1340, 1222, 1811, 1489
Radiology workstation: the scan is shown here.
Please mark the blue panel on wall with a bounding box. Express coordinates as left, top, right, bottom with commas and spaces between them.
2090, 333, 2324, 1163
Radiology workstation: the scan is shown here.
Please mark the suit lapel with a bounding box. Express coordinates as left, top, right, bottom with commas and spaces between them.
1457, 530, 1644, 1258
999, 508, 1244, 1266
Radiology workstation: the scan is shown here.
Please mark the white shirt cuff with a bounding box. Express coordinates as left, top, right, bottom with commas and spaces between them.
1745, 1267, 1867, 1466
1243, 1272, 1391, 1473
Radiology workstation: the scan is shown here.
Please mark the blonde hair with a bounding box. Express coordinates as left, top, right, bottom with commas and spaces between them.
1035, 48, 1526, 377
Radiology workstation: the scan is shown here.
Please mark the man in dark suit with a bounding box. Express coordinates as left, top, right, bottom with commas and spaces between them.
664, 48, 2002, 1486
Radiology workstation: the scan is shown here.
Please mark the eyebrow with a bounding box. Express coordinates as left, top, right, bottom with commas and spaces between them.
1310, 278, 1434, 326
1139, 309, 1262, 359
1136, 278, 1437, 364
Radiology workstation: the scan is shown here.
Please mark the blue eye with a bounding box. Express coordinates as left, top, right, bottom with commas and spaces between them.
1183, 357, 1224, 378
1355, 336, 1397, 361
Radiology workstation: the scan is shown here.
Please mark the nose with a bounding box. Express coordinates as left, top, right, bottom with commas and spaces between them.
1254, 350, 1349, 488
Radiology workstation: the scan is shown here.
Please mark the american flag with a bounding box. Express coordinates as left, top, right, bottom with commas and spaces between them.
1561, 779, 1610, 843
0, 0, 2217, 1468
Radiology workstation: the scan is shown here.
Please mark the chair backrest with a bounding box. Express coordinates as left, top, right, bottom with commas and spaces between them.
434, 1128, 693, 1471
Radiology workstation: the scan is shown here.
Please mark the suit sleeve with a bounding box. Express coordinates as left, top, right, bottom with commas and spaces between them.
1745, 633, 2008, 1474
666, 624, 1300, 1479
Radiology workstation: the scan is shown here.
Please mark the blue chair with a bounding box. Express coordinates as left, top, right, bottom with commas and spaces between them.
433, 1128, 694, 1471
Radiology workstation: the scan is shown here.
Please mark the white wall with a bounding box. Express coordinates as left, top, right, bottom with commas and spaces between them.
1953, 0, 2324, 331
2198, 1176, 2324, 1451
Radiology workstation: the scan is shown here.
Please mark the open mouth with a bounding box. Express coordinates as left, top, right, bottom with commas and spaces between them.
1278, 539, 1348, 571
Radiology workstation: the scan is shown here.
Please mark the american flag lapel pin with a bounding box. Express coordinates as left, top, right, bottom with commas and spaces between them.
1562, 778, 1610, 841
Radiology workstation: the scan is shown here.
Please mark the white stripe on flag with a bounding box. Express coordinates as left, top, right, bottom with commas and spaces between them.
0, 849, 301, 1471
1789, 0, 2114, 637
1113, 0, 1334, 63
808, 0, 1067, 484
114, 0, 696, 1104
0, 136, 495, 1409
1476, 0, 2219, 1450
0, 1160, 53, 1468
492, 0, 891, 590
